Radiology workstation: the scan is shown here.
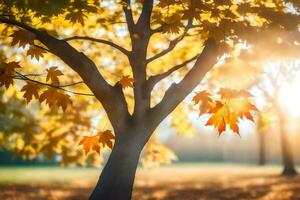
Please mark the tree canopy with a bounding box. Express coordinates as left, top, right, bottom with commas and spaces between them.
0, 0, 299, 182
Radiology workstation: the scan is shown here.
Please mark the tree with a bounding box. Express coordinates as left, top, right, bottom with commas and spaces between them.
0, 1, 299, 199
256, 111, 272, 166
205, 26, 300, 173
257, 61, 300, 175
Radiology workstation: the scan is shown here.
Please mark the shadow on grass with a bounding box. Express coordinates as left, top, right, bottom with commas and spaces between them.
1, 170, 300, 200
133, 175, 300, 200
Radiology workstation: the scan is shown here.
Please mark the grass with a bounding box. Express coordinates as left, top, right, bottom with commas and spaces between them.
0, 163, 299, 200
0, 166, 99, 184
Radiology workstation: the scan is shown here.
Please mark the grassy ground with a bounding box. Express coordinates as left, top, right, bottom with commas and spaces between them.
0, 163, 299, 200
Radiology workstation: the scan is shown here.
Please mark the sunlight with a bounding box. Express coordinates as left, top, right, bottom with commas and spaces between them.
278, 72, 300, 117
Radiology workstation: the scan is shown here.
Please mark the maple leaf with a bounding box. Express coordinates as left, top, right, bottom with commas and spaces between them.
229, 98, 258, 122
0, 62, 21, 88
21, 81, 40, 103
192, 91, 214, 115
27, 47, 46, 61
46, 67, 63, 85
119, 75, 134, 88
10, 29, 35, 48
202, 88, 258, 135
79, 135, 101, 154
98, 130, 115, 149
65, 12, 85, 25
55, 92, 72, 111
39, 88, 57, 107
206, 102, 228, 135
39, 88, 72, 111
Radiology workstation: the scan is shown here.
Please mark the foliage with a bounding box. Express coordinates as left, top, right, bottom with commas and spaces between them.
0, 0, 299, 168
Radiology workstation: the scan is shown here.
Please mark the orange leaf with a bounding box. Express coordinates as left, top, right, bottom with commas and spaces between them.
21, 81, 40, 103
79, 135, 101, 154
98, 130, 115, 149
39, 88, 72, 111
192, 91, 214, 115
203, 88, 258, 135
119, 75, 134, 88
205, 102, 228, 135
46, 67, 63, 85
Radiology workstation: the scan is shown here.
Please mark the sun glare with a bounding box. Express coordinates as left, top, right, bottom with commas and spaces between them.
278, 72, 300, 117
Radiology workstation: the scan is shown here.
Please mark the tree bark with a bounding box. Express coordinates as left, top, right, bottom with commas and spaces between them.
258, 131, 266, 166
278, 112, 297, 176
89, 130, 146, 200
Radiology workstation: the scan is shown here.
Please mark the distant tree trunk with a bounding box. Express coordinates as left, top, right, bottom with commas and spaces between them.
258, 131, 266, 166
278, 111, 297, 176
89, 128, 149, 200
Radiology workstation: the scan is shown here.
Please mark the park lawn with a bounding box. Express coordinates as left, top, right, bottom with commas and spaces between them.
0, 163, 299, 200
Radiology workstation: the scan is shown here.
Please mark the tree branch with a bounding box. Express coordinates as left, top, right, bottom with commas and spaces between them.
147, 54, 199, 91
147, 39, 221, 129
33, 44, 50, 52
122, 0, 135, 34
147, 23, 192, 64
14, 73, 94, 96
64, 36, 130, 56
137, 0, 153, 29
0, 16, 130, 131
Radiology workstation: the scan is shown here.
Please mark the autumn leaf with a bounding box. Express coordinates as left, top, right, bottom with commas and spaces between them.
21, 81, 40, 103
39, 88, 57, 107
206, 102, 228, 135
27, 47, 46, 61
229, 98, 258, 122
39, 88, 72, 111
55, 92, 72, 111
65, 12, 85, 25
197, 88, 258, 135
0, 62, 21, 88
10, 29, 35, 48
119, 75, 134, 88
192, 91, 214, 115
79, 135, 101, 154
46, 67, 63, 85
98, 130, 114, 149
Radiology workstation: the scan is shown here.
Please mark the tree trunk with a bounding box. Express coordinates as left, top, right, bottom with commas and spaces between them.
89, 132, 145, 200
278, 112, 297, 176
258, 131, 266, 166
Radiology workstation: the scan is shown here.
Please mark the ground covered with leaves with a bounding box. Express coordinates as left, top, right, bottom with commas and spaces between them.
0, 164, 299, 200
